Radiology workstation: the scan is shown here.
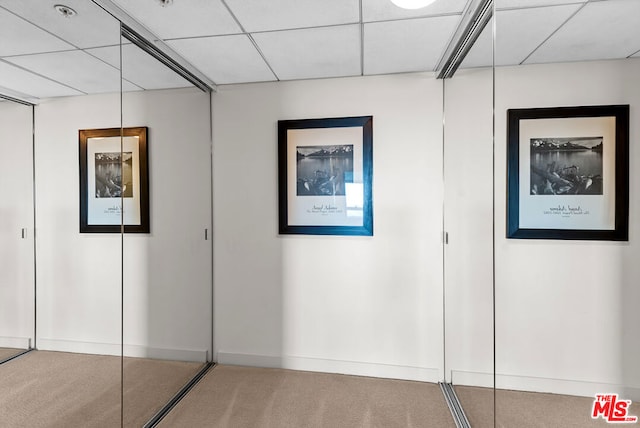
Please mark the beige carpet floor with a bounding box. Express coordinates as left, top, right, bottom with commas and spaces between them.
4, 354, 636, 428
0, 347, 26, 362
0, 350, 204, 427
455, 385, 640, 428
158, 365, 456, 428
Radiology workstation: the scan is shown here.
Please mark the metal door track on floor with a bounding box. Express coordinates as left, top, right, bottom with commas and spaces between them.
440, 382, 471, 428
144, 361, 215, 428
0, 348, 33, 366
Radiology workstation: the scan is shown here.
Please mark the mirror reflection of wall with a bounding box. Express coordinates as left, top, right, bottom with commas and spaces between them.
0, 0, 214, 424
492, 0, 640, 426
0, 98, 34, 364
119, 36, 213, 427
442, 0, 640, 425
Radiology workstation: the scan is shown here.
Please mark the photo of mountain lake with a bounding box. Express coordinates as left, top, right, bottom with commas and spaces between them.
95, 152, 133, 198
296, 145, 353, 196
530, 137, 603, 195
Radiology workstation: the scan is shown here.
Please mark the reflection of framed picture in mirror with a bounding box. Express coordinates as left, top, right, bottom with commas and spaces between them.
79, 127, 149, 233
278, 116, 373, 236
507, 105, 629, 241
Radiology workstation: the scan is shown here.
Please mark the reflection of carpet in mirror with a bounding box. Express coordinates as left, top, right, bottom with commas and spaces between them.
455, 385, 640, 428
0, 350, 203, 427
0, 347, 25, 362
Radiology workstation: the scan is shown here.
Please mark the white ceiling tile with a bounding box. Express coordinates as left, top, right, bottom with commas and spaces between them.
0, 61, 82, 98
0, 7, 73, 56
167, 35, 276, 85
364, 15, 460, 75
87, 45, 192, 90
0, 0, 121, 49
527, 0, 640, 63
112, 0, 241, 39
362, 0, 469, 22
5, 50, 134, 94
225, 0, 360, 32
494, 4, 583, 65
253, 25, 361, 81
496, 0, 586, 9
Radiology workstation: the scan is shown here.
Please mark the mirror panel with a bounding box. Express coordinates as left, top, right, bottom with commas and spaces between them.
443, 11, 496, 428
0, 0, 123, 425
120, 38, 212, 425
495, 0, 640, 425
0, 99, 34, 363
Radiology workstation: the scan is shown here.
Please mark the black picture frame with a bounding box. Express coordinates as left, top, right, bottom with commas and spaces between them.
278, 116, 373, 236
507, 105, 629, 241
79, 127, 149, 233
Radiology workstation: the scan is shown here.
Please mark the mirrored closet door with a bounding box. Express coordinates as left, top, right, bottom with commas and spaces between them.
442, 11, 496, 428
0, 0, 124, 425
119, 30, 213, 426
493, 0, 640, 426
1, 0, 215, 425
0, 98, 34, 363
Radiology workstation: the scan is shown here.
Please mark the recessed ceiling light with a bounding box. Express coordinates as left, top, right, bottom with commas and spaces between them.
53, 4, 77, 18
390, 0, 436, 9
157, 0, 174, 7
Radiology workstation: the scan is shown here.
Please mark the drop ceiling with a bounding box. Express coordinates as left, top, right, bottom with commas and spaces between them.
0, 0, 638, 102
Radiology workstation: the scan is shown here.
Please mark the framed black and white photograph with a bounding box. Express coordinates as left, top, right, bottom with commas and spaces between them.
507, 105, 629, 240
79, 127, 149, 233
278, 116, 373, 236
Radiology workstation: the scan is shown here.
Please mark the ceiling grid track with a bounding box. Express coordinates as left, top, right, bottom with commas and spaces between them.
497, 2, 592, 12
1, 48, 142, 95
248, 22, 361, 36
359, 0, 365, 76
0, 4, 104, 96
368, 11, 469, 27
0, 47, 143, 94
0, 5, 76, 52
246, 33, 280, 81
626, 47, 640, 58
518, 3, 587, 65
219, 0, 280, 82
0, 57, 88, 97
0, 2, 131, 84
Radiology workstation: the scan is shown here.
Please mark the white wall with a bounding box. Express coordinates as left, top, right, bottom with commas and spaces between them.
213, 74, 446, 382
121, 88, 212, 361
0, 101, 35, 350
34, 87, 212, 362
213, 58, 640, 399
